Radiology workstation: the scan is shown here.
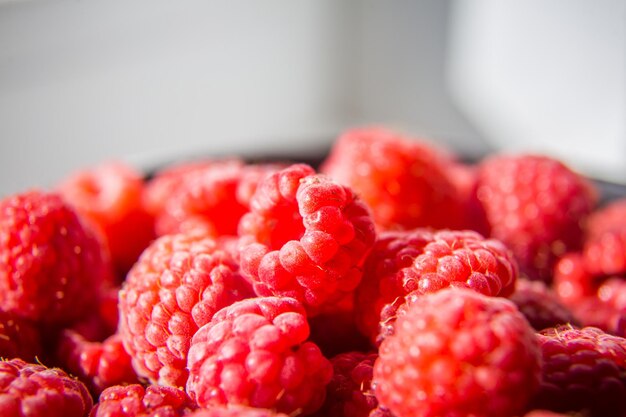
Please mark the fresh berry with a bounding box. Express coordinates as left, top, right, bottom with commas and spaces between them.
531, 326, 626, 417
57, 161, 155, 277
91, 384, 197, 417
0, 310, 41, 362
187, 405, 290, 417
238, 164, 376, 315
353, 229, 518, 343
186, 296, 333, 415
474, 154, 597, 281
553, 252, 597, 305
509, 277, 580, 331
569, 296, 626, 338
0, 190, 112, 325
0, 358, 92, 417
54, 331, 139, 396
314, 351, 380, 417
585, 197, 626, 239
583, 229, 626, 276
118, 232, 253, 388
373, 288, 541, 417
320, 127, 467, 230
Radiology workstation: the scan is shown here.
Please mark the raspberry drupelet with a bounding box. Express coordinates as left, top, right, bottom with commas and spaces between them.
186, 296, 333, 416
238, 164, 376, 315
373, 287, 541, 417
91, 384, 197, 417
353, 229, 518, 344
0, 190, 113, 325
0, 358, 93, 417
118, 232, 253, 388
531, 326, 626, 417
473, 154, 597, 281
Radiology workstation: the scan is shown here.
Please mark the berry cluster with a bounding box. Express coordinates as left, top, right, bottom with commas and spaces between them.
0, 126, 625, 417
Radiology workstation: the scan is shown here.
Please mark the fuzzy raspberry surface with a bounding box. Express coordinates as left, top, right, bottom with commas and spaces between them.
54, 331, 138, 397
57, 161, 155, 277
186, 296, 333, 415
373, 288, 541, 417
0, 358, 93, 417
0, 310, 42, 363
509, 277, 579, 331
118, 233, 253, 388
91, 384, 197, 417
238, 164, 376, 315
531, 326, 626, 417
320, 127, 467, 231
187, 405, 290, 417
353, 229, 518, 343
0, 190, 112, 325
474, 154, 597, 281
313, 351, 380, 417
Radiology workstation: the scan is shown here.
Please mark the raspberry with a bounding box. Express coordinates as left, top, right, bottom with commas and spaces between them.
0, 190, 112, 325
69, 285, 121, 343
373, 288, 541, 417
118, 232, 253, 388
569, 295, 626, 338
509, 277, 580, 331
0, 358, 92, 417
320, 127, 467, 231
353, 229, 518, 343
474, 154, 597, 281
531, 326, 626, 417
54, 331, 139, 396
583, 229, 626, 276
585, 197, 626, 239
553, 252, 597, 305
186, 296, 333, 415
187, 405, 290, 417
238, 164, 376, 315
91, 384, 197, 417
0, 310, 42, 363
57, 161, 156, 277
314, 351, 380, 417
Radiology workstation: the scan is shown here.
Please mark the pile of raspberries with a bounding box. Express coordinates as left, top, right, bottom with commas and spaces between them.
1, 126, 625, 417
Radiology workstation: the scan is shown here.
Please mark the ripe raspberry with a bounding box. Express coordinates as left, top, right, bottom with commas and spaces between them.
118, 232, 253, 388
150, 160, 283, 238
569, 295, 626, 338
531, 326, 626, 417
91, 384, 197, 417
0, 358, 92, 417
0, 310, 42, 362
509, 277, 580, 331
585, 197, 626, 240
583, 229, 626, 276
0, 190, 112, 325
314, 351, 380, 417
55, 331, 139, 396
238, 164, 376, 315
187, 405, 290, 417
373, 288, 541, 417
57, 161, 156, 276
474, 154, 597, 281
553, 252, 597, 305
353, 229, 518, 343
320, 127, 467, 230
186, 297, 333, 415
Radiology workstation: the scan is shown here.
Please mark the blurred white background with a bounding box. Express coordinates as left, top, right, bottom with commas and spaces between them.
0, 0, 624, 196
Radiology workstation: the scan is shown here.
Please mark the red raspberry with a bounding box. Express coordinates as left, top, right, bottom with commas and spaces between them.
583, 229, 626, 276
373, 288, 541, 417
69, 285, 121, 343
0, 358, 93, 417
186, 297, 333, 415
91, 384, 197, 417
57, 161, 156, 277
0, 310, 41, 362
55, 331, 139, 396
531, 326, 626, 417
585, 197, 626, 239
320, 127, 467, 231
353, 229, 518, 343
569, 295, 626, 338
187, 405, 290, 417
509, 277, 580, 331
314, 351, 380, 417
118, 232, 253, 388
553, 252, 597, 305
0, 190, 112, 325
474, 154, 597, 281
150, 160, 283, 238
238, 164, 376, 315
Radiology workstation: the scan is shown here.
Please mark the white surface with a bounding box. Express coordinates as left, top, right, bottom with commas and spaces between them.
448, 0, 626, 182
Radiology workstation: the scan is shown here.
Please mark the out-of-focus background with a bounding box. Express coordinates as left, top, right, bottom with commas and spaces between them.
0, 0, 624, 196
